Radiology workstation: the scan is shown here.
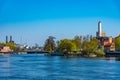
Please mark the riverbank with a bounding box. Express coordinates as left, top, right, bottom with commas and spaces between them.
45, 51, 120, 58
1, 51, 120, 58
0, 51, 49, 54
44, 52, 103, 58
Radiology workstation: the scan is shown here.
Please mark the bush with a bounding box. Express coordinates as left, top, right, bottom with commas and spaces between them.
94, 49, 105, 57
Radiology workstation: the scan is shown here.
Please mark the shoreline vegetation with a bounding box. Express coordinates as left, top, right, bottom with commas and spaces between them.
1, 35, 120, 58
44, 35, 105, 58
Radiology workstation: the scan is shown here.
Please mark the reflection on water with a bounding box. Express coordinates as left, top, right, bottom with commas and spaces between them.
0, 54, 120, 80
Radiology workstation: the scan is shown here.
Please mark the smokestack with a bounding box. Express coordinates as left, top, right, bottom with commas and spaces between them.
98, 21, 102, 37
10, 36, 12, 43
6, 36, 8, 43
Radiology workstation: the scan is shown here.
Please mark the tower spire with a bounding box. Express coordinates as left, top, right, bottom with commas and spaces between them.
98, 21, 102, 37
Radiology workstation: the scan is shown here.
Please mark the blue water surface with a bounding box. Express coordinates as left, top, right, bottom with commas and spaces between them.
0, 54, 120, 80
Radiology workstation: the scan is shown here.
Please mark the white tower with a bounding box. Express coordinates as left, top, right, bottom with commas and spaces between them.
98, 21, 102, 37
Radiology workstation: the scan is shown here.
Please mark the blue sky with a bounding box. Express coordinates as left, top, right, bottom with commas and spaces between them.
0, 0, 120, 46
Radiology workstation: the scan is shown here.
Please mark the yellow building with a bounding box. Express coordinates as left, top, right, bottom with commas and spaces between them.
101, 32, 106, 37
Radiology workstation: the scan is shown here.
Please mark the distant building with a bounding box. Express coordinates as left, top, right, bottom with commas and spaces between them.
101, 32, 106, 37
96, 21, 115, 52
96, 21, 106, 37
6, 36, 8, 43
0, 46, 11, 52
5, 36, 15, 44
98, 21, 102, 37
103, 37, 115, 52
9, 36, 14, 44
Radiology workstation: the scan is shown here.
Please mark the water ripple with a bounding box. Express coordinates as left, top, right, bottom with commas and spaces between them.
0, 54, 120, 80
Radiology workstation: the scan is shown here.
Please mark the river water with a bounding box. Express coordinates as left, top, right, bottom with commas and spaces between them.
0, 54, 120, 80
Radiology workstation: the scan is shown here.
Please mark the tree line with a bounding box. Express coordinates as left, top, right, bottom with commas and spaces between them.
44, 35, 105, 57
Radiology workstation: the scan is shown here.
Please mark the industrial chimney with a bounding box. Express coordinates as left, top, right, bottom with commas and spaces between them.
10, 36, 12, 43
6, 36, 8, 43
98, 21, 102, 37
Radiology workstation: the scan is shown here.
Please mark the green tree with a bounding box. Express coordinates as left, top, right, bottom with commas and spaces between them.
57, 39, 76, 53
82, 40, 89, 54
0, 42, 17, 51
89, 38, 99, 53
6, 43, 17, 51
115, 37, 120, 50
94, 49, 105, 57
82, 36, 99, 56
44, 36, 56, 52
0, 42, 6, 46
73, 36, 82, 51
